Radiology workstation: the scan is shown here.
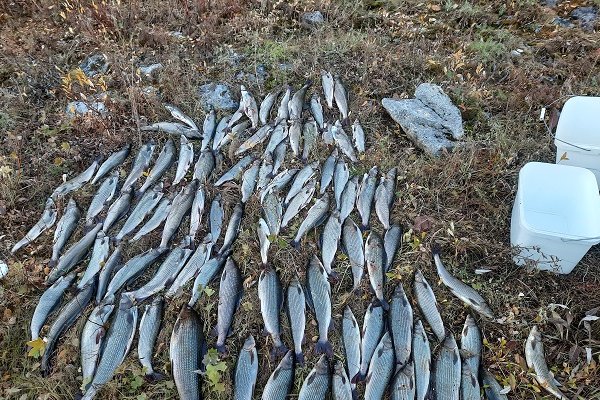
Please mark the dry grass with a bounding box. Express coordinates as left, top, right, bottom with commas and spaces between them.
1, 0, 600, 399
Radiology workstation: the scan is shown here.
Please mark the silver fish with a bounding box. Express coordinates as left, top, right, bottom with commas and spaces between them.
352, 119, 365, 153
164, 103, 199, 130
332, 120, 357, 162
288, 81, 310, 121
261, 168, 297, 202
298, 355, 330, 400
384, 225, 402, 272
339, 176, 358, 222
321, 210, 342, 276
256, 157, 274, 193
235, 124, 273, 155
310, 94, 324, 130
375, 177, 390, 229
357, 166, 378, 230
277, 86, 292, 122
390, 361, 416, 400
187, 253, 229, 307
139, 138, 176, 194
461, 315, 482, 376
209, 193, 224, 243
131, 196, 172, 241
77, 231, 110, 289
334, 75, 349, 120
260, 90, 280, 125
321, 70, 334, 109
334, 159, 350, 208
141, 122, 201, 139
461, 361, 481, 400
323, 122, 334, 144
364, 331, 395, 400
285, 161, 318, 205
288, 119, 302, 157
241, 159, 260, 203
241, 85, 259, 128
217, 120, 251, 151
333, 360, 353, 400
12, 198, 57, 254
287, 277, 306, 365
301, 117, 318, 163
481, 370, 509, 400
215, 258, 242, 353
413, 269, 445, 342
85, 171, 119, 225
30, 272, 76, 341
49, 198, 80, 267
384, 167, 397, 208
262, 190, 283, 236
201, 108, 217, 151
257, 218, 270, 265
91, 144, 130, 184
281, 181, 316, 228
96, 245, 122, 303
188, 185, 206, 241
173, 135, 194, 185
214, 154, 254, 186
433, 247, 493, 318
220, 202, 243, 253
122, 142, 156, 191
138, 297, 164, 380
160, 181, 198, 247
291, 194, 330, 248
342, 217, 364, 291
212, 115, 232, 152
51, 160, 98, 199
358, 300, 384, 381
413, 320, 431, 400
342, 305, 361, 396
258, 266, 287, 356
262, 350, 294, 400
433, 334, 461, 400
104, 247, 166, 299
525, 326, 567, 399
47, 223, 102, 284
233, 335, 259, 400
365, 231, 388, 310
306, 256, 333, 357
116, 183, 164, 242
320, 148, 338, 194
165, 236, 213, 298
192, 149, 216, 183
102, 188, 132, 233
265, 120, 288, 155
389, 284, 413, 368
271, 138, 287, 176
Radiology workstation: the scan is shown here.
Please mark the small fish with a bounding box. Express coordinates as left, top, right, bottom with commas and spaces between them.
285, 161, 318, 205
215, 258, 242, 353
131, 197, 172, 241
102, 188, 132, 233
187, 252, 230, 307
257, 156, 274, 193
342, 218, 364, 291
139, 139, 176, 194
91, 144, 130, 184
288, 119, 302, 157
51, 160, 99, 199
30, 272, 76, 341
257, 218, 271, 265
365, 231, 388, 310
201, 108, 217, 151
525, 326, 567, 399
332, 120, 357, 162
390, 361, 416, 400
241, 160, 260, 203
298, 355, 330, 400
164, 103, 199, 130
301, 117, 318, 163
173, 135, 194, 185
116, 183, 164, 242
374, 177, 390, 229
213, 115, 232, 152
413, 269, 445, 342
240, 85, 259, 128
461, 315, 482, 377
433, 334, 461, 400
96, 245, 122, 303
342, 306, 361, 396
170, 306, 205, 400
165, 236, 213, 298
261, 168, 297, 202
122, 142, 155, 191
310, 94, 324, 129
276, 86, 292, 122
265, 121, 288, 155
333, 75, 349, 120
104, 248, 166, 299
138, 297, 164, 381
389, 284, 413, 368
217, 120, 251, 151
281, 181, 316, 228
364, 331, 395, 400
160, 181, 198, 247
321, 210, 342, 276
258, 266, 287, 357
305, 256, 333, 357
287, 277, 306, 365
85, 172, 119, 225
321, 70, 334, 109
219, 202, 243, 253
352, 119, 365, 153
77, 231, 110, 289
384, 225, 401, 272
141, 122, 201, 139
334, 159, 350, 209
413, 320, 431, 400
357, 300, 384, 381
481, 369, 509, 400
432, 246, 494, 318
235, 124, 273, 155
357, 166, 378, 230
291, 194, 330, 248
333, 360, 353, 400
260, 90, 280, 125
214, 155, 254, 186
339, 176, 358, 222
49, 198, 80, 267
262, 190, 283, 236
209, 193, 224, 243
384, 167, 397, 208
461, 361, 481, 400
193, 149, 216, 183
262, 350, 295, 399
320, 148, 338, 194
233, 335, 259, 400
288, 81, 310, 121
271, 139, 287, 176
188, 185, 206, 241
11, 198, 57, 254
323, 122, 334, 144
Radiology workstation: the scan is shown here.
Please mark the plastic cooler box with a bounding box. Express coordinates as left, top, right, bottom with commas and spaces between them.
555, 96, 600, 185
511, 162, 600, 273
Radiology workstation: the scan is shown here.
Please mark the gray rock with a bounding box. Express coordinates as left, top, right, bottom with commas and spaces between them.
552, 17, 573, 28
414, 83, 464, 139
65, 101, 107, 119
80, 54, 108, 77
139, 63, 163, 77
197, 82, 238, 112
541, 0, 559, 7
571, 7, 597, 30
301, 11, 325, 26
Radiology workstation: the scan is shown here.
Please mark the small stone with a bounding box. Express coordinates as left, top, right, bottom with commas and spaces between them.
510, 50, 522, 58
197, 82, 238, 112
541, 0, 559, 6
139, 63, 163, 77
65, 101, 107, 119
571, 7, 597, 30
300, 11, 325, 26
79, 54, 108, 77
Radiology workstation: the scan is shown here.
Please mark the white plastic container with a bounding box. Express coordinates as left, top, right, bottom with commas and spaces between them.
511, 162, 600, 273
555, 96, 600, 185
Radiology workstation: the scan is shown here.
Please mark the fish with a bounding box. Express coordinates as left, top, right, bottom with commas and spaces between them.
80, 295, 115, 390
384, 225, 402, 272
214, 155, 254, 186
288, 119, 302, 157
333, 75, 349, 120
310, 94, 324, 129
76, 231, 110, 289
389, 284, 413, 368
333, 360, 353, 400
241, 159, 260, 203
525, 326, 567, 399
257, 218, 270, 265
321, 70, 334, 109
219, 202, 243, 254
11, 198, 57, 254
276, 86, 292, 122
51, 160, 99, 199
262, 190, 283, 236
342, 305, 361, 396
260, 90, 280, 125
284, 161, 318, 205
258, 266, 287, 357
131, 196, 172, 241
384, 167, 397, 208
139, 138, 176, 194
235, 124, 273, 155
138, 297, 164, 381
413, 320, 431, 400
390, 361, 416, 400
342, 217, 364, 291
201, 107, 217, 151
286, 277, 306, 365
291, 194, 330, 248
261, 168, 297, 202
188, 184, 206, 241
301, 117, 318, 163
170, 305, 205, 400
265, 120, 289, 155
85, 172, 119, 225
288, 81, 310, 120
104, 247, 167, 299
461, 315, 482, 376
160, 180, 198, 247
81, 295, 138, 400
481, 369, 509, 400
115, 183, 164, 242
271, 139, 287, 176
321, 210, 342, 276
357, 300, 384, 381
102, 188, 132, 233
47, 223, 102, 284
49, 198, 80, 267
233, 335, 259, 400
374, 177, 390, 229
365, 231, 388, 310
334, 159, 350, 208
320, 148, 338, 194
261, 350, 295, 399
461, 361, 481, 400
298, 355, 330, 400
357, 166, 378, 230
217, 120, 251, 151
122, 142, 156, 191
165, 236, 213, 298
339, 176, 358, 222
187, 252, 230, 307
164, 103, 199, 131
281, 181, 316, 228
323, 122, 334, 144
364, 331, 395, 400
141, 122, 201, 139
192, 149, 216, 183
332, 120, 357, 162
352, 119, 365, 153
433, 247, 494, 319
173, 135, 194, 185
257, 157, 274, 193
413, 269, 445, 341
91, 144, 130, 184
215, 258, 242, 353
433, 334, 461, 400
305, 256, 333, 357
30, 272, 76, 341
209, 193, 224, 243
41, 282, 95, 376
96, 245, 123, 303
240, 85, 259, 128
129, 246, 193, 302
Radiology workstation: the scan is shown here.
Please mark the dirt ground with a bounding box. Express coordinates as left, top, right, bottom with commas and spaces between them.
1, 0, 599, 399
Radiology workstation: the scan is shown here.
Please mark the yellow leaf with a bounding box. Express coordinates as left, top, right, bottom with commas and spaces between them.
27, 338, 46, 358
61, 142, 71, 151
54, 157, 63, 166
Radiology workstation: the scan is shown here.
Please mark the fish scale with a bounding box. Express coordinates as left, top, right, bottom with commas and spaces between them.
334, 159, 350, 208
461, 315, 482, 375
173, 135, 194, 185
81, 296, 115, 390
461, 361, 481, 400
342, 217, 364, 290
390, 361, 416, 400
389, 284, 413, 369
160, 180, 198, 247
259, 90, 280, 125
241, 159, 260, 203
339, 175, 358, 221
85, 171, 118, 224
333, 360, 353, 400
320, 148, 337, 194
321, 210, 342, 276
384, 224, 402, 272
233, 335, 258, 400
77, 231, 110, 289
96, 246, 123, 303
219, 202, 244, 254
50, 198, 80, 267
170, 306, 205, 400
357, 166, 378, 230
192, 149, 216, 183
433, 334, 461, 400
365, 231, 388, 310
413, 269, 445, 342
359, 301, 384, 380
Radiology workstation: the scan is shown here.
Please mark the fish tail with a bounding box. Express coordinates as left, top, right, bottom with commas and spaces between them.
360, 222, 370, 232
216, 343, 227, 354
431, 242, 442, 256
295, 351, 305, 366
144, 371, 166, 382
48, 258, 57, 269
351, 388, 358, 400
315, 340, 333, 358
378, 298, 390, 311
328, 269, 340, 282
350, 372, 364, 384
290, 239, 300, 249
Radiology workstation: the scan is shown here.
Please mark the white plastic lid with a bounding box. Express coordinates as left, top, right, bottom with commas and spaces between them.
517, 162, 600, 241
555, 96, 600, 152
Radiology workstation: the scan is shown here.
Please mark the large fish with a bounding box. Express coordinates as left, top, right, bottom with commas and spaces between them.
321, 210, 342, 276
257, 218, 271, 266
258, 266, 287, 357
321, 70, 334, 109
209, 193, 224, 243
384, 224, 402, 272
334, 159, 350, 208
241, 159, 260, 203
305, 256, 333, 357
433, 334, 461, 400
413, 269, 445, 342
115, 183, 164, 242
334, 75, 349, 119
170, 306, 205, 400
365, 231, 388, 310
51, 160, 98, 199
298, 355, 330, 400
390, 361, 416, 400
11, 198, 57, 254
284, 161, 318, 205
286, 276, 306, 365
291, 194, 330, 248
461, 361, 481, 400
265, 120, 288, 155
352, 119, 365, 153
342, 305, 361, 397
165, 236, 213, 298
131, 196, 172, 241
461, 314, 482, 376
333, 360, 353, 400
49, 198, 80, 267
342, 217, 364, 291
91, 144, 130, 184
240, 85, 259, 128
261, 168, 297, 202
310, 94, 324, 129
389, 284, 413, 368
357, 166, 378, 230
281, 181, 316, 228
102, 188, 132, 233
525, 326, 567, 399
187, 252, 230, 307
339, 175, 358, 222
261, 350, 294, 399
160, 180, 198, 247
262, 190, 283, 236
259, 89, 280, 125
85, 171, 118, 225
219, 202, 243, 254
384, 167, 397, 208
320, 148, 338, 194
357, 300, 384, 381
213, 115, 232, 152
301, 117, 318, 163
30, 272, 76, 341
233, 335, 259, 400
481, 369, 509, 400
96, 246, 122, 303
235, 125, 273, 155
192, 148, 216, 183
332, 121, 356, 162
188, 184, 206, 241
164, 103, 199, 131
138, 297, 164, 381
217, 120, 251, 151
288, 119, 302, 157
215, 258, 242, 353
413, 320, 431, 400
76, 231, 110, 289
201, 108, 216, 151
272, 139, 288, 179
257, 157, 274, 193
122, 142, 155, 191
288, 81, 310, 121
374, 177, 391, 229
214, 155, 254, 186
104, 247, 167, 299
139, 138, 176, 194
173, 135, 194, 185
364, 331, 395, 400
276, 86, 292, 122
141, 122, 201, 139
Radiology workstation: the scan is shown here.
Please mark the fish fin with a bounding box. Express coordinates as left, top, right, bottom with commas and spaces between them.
295, 352, 305, 366
48, 259, 57, 269
360, 223, 370, 232
327, 269, 340, 282
304, 282, 315, 313
378, 298, 390, 311
270, 344, 288, 359
216, 343, 228, 355
144, 371, 166, 383
350, 372, 363, 384
290, 239, 300, 249
315, 340, 333, 358
431, 242, 442, 256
